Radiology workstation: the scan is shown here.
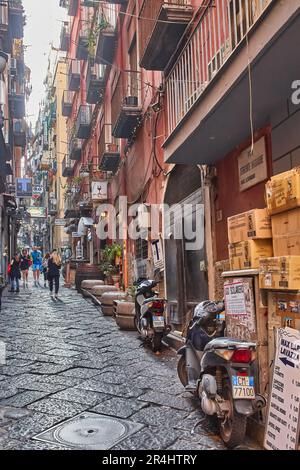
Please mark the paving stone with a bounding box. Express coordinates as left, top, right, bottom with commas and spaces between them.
138, 390, 196, 412
79, 380, 144, 398
0, 390, 51, 408
29, 363, 71, 375
0, 386, 19, 400
2, 407, 32, 420
112, 425, 181, 450
57, 367, 101, 379
130, 405, 188, 428
43, 349, 81, 358
3, 412, 66, 439
91, 397, 148, 419
49, 388, 110, 406
27, 398, 88, 418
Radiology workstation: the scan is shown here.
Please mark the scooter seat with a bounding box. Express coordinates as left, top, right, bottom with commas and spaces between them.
204, 337, 256, 351
142, 297, 165, 306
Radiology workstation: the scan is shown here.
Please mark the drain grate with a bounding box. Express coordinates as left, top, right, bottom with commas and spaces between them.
33, 412, 144, 450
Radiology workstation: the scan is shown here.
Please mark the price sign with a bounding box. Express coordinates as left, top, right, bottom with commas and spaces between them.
264, 327, 300, 450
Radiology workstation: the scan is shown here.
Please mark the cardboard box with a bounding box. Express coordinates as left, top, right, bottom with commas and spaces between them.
271, 207, 300, 256
259, 256, 300, 290
229, 239, 273, 270
228, 208, 272, 244
266, 166, 300, 215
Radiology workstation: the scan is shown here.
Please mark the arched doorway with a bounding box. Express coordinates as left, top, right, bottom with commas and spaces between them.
164, 165, 208, 330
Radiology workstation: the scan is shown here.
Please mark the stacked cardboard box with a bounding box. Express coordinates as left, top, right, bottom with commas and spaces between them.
259, 167, 300, 290
228, 209, 273, 270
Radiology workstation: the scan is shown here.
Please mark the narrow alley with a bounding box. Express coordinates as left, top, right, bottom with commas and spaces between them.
0, 284, 226, 451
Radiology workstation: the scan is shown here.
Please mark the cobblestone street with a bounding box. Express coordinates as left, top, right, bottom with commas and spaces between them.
0, 283, 226, 451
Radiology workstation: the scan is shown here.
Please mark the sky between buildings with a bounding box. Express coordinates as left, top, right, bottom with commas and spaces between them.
23, 0, 66, 129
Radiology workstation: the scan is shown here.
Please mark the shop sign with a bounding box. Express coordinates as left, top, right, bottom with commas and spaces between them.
151, 238, 164, 270
28, 206, 46, 218
264, 327, 300, 450
238, 137, 268, 192
16, 178, 33, 198
91, 181, 108, 201
32, 185, 43, 195
55, 219, 66, 226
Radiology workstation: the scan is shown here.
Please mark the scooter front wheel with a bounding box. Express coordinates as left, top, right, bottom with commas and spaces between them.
219, 380, 247, 449
177, 355, 188, 387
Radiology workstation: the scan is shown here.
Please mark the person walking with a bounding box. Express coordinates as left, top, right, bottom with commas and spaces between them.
9, 254, 21, 293
42, 253, 50, 288
20, 248, 31, 289
48, 250, 62, 299
31, 246, 42, 287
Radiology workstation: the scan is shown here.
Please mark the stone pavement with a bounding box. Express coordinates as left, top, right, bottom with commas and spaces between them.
0, 282, 227, 450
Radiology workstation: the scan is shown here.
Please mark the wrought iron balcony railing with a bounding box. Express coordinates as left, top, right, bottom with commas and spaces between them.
138, 0, 193, 71
95, 4, 118, 65
166, 0, 273, 136
86, 61, 106, 104
68, 59, 81, 91
60, 21, 70, 52
62, 91, 74, 117
76, 105, 92, 140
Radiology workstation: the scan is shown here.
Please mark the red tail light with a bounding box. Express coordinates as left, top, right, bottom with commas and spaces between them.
151, 300, 164, 310
231, 349, 252, 363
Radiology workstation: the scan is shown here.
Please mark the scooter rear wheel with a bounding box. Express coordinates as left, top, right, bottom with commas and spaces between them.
152, 332, 163, 352
219, 380, 247, 449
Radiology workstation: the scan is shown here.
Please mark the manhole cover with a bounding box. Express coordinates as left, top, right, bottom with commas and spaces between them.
33, 412, 144, 450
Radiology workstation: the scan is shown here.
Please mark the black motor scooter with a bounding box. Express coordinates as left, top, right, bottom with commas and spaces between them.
177, 300, 266, 448
134, 278, 170, 352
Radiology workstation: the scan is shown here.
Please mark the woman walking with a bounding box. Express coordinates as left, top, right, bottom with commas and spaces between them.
48, 250, 62, 299
42, 253, 50, 288
20, 249, 31, 289
9, 254, 21, 293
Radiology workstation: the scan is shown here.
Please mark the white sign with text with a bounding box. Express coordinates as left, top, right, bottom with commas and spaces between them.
264, 327, 300, 450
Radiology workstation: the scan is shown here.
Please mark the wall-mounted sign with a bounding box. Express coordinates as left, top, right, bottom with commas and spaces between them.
238, 137, 268, 192
55, 219, 66, 226
28, 206, 46, 218
16, 178, 33, 198
151, 238, 164, 270
264, 327, 300, 450
32, 185, 43, 195
91, 181, 108, 201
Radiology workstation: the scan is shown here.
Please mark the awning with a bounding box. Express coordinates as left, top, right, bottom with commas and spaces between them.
77, 217, 94, 236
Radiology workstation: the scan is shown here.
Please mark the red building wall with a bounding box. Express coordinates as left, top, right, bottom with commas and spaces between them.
214, 126, 273, 261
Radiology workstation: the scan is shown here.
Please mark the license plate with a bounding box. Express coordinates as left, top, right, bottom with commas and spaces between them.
232, 376, 255, 400
153, 316, 165, 328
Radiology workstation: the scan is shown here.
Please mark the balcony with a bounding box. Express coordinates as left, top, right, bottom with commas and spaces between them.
62, 156, 74, 177
13, 120, 26, 147
99, 125, 120, 173
76, 105, 92, 139
60, 22, 70, 52
68, 59, 81, 91
111, 73, 142, 139
95, 5, 118, 65
64, 196, 80, 219
86, 61, 106, 104
163, 0, 300, 167
62, 91, 74, 117
0, 4, 8, 32
8, 92, 25, 119
60, 0, 78, 16
139, 0, 193, 71
8, 0, 24, 39
69, 137, 82, 161
48, 201, 58, 216
76, 28, 89, 60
